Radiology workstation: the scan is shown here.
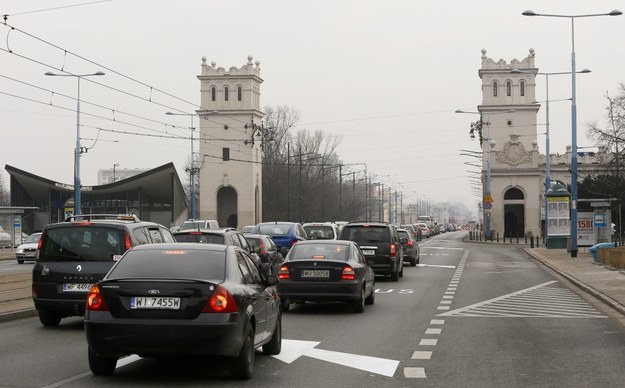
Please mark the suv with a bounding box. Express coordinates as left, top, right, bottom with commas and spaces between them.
32, 214, 176, 326
339, 222, 404, 281
303, 222, 340, 240
178, 219, 220, 231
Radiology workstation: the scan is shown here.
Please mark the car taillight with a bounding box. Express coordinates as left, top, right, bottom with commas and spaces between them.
291, 239, 298, 247
278, 265, 290, 279
389, 243, 397, 258
124, 232, 132, 251
406, 240, 414, 247
202, 285, 238, 313
341, 266, 356, 280
259, 241, 266, 256
87, 285, 109, 311
32, 284, 39, 297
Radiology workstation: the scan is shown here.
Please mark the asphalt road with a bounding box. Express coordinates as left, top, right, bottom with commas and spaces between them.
2, 232, 625, 387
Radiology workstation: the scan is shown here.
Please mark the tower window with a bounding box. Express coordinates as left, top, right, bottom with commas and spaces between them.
224, 87, 229, 101
520, 81, 525, 96
493, 82, 498, 97
211, 87, 216, 101
237, 87, 242, 101
506, 81, 511, 96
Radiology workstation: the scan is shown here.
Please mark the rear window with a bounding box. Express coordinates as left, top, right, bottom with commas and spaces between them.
303, 225, 335, 240
289, 244, 348, 261
256, 223, 292, 235
39, 226, 124, 262
108, 248, 226, 280
179, 221, 203, 231
174, 233, 225, 244
398, 230, 410, 239
342, 226, 389, 244
245, 237, 261, 250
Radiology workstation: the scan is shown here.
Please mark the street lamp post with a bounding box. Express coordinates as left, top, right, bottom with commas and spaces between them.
113, 162, 119, 182
511, 68, 590, 246
45, 70, 105, 215
523, 9, 621, 257
456, 109, 515, 239
166, 112, 198, 219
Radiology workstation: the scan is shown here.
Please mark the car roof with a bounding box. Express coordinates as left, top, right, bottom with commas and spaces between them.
130, 242, 230, 253
294, 240, 352, 246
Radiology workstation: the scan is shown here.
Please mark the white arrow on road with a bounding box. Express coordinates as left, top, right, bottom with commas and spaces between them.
416, 264, 456, 269
272, 339, 399, 377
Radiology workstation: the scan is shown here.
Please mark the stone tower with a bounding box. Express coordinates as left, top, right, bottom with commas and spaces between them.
196, 56, 263, 228
478, 49, 541, 238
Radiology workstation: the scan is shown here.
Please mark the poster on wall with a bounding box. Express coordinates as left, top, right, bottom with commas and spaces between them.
547, 196, 570, 236
577, 211, 595, 247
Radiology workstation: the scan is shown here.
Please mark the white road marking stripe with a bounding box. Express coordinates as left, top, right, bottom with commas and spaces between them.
430, 319, 445, 325
412, 351, 432, 360
419, 339, 438, 346
425, 328, 442, 334
404, 367, 427, 378
437, 306, 450, 310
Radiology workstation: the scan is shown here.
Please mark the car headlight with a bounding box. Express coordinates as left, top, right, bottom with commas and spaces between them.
16, 248, 24, 253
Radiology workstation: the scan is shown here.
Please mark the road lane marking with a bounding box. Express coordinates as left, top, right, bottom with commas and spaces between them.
273, 339, 400, 377
425, 328, 442, 335
430, 319, 445, 325
416, 264, 456, 269
412, 351, 432, 360
419, 339, 438, 346
404, 367, 427, 378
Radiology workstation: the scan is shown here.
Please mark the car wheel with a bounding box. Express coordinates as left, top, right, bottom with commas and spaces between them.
263, 314, 282, 355
88, 348, 117, 376
229, 326, 255, 380
17, 259, 24, 264
38, 310, 61, 327
352, 287, 365, 313
281, 299, 290, 313
399, 262, 404, 278
410, 257, 416, 267
390, 270, 399, 281
365, 282, 375, 305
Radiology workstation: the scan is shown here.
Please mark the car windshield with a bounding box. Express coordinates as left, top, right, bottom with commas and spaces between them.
24, 233, 42, 244
303, 225, 334, 239
174, 233, 225, 244
109, 248, 226, 280
289, 244, 348, 261
257, 224, 292, 235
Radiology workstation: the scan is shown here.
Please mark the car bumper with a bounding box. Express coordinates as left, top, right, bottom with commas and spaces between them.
33, 296, 87, 316
278, 280, 361, 302
85, 311, 244, 358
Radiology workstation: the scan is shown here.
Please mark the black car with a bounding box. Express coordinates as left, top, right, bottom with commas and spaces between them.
32, 214, 176, 327
173, 228, 262, 268
339, 222, 404, 281
244, 234, 284, 274
84, 243, 281, 379
277, 240, 375, 313
398, 228, 420, 266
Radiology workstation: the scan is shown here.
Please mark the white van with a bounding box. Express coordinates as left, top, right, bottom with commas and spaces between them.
179, 219, 220, 231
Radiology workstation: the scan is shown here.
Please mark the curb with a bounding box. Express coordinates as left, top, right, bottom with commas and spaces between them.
0, 309, 37, 323
523, 248, 625, 316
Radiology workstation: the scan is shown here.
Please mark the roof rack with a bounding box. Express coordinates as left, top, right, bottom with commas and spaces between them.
64, 214, 141, 223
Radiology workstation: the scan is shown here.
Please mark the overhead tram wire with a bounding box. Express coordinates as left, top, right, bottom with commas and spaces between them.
3, 0, 112, 22
0, 21, 251, 130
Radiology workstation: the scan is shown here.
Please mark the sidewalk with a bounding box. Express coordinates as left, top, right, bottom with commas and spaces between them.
1, 244, 625, 323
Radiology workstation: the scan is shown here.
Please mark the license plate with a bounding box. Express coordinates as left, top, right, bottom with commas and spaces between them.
130, 297, 181, 310
63, 283, 93, 292
301, 270, 329, 278
362, 249, 375, 255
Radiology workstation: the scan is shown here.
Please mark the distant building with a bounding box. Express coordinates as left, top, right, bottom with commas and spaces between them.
98, 167, 149, 185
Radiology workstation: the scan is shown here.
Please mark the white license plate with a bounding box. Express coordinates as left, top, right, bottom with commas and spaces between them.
130, 297, 181, 310
301, 270, 329, 278
362, 250, 375, 255
63, 283, 93, 292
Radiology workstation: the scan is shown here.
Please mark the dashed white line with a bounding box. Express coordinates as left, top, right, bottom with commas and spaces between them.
412, 351, 432, 360
419, 339, 438, 346
425, 328, 442, 335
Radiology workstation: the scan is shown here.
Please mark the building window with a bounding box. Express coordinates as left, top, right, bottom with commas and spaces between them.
506, 81, 511, 97
493, 82, 498, 97
224, 87, 229, 101
237, 86, 242, 101
211, 87, 216, 101
520, 81, 525, 96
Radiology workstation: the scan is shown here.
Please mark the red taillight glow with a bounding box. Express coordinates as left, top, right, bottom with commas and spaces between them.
341, 266, 356, 280
259, 241, 266, 256
389, 243, 397, 258
406, 240, 414, 247
291, 239, 298, 247
86, 285, 109, 311
203, 285, 238, 313
278, 265, 290, 279
124, 232, 132, 251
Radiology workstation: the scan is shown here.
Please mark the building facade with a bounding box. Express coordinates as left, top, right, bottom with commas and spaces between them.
477, 49, 607, 238
196, 56, 264, 229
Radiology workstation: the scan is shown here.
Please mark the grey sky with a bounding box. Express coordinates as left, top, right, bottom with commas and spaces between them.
1, 0, 624, 214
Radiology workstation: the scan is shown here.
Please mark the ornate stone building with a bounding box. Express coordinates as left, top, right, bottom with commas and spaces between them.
477, 49, 606, 238
196, 56, 263, 228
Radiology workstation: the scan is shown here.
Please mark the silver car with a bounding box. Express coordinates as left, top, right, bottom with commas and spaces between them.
16, 232, 42, 264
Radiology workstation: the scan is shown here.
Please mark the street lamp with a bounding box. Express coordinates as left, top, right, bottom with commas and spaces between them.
166, 112, 198, 219
45, 70, 105, 215
511, 68, 590, 245
456, 109, 516, 239
523, 9, 621, 257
